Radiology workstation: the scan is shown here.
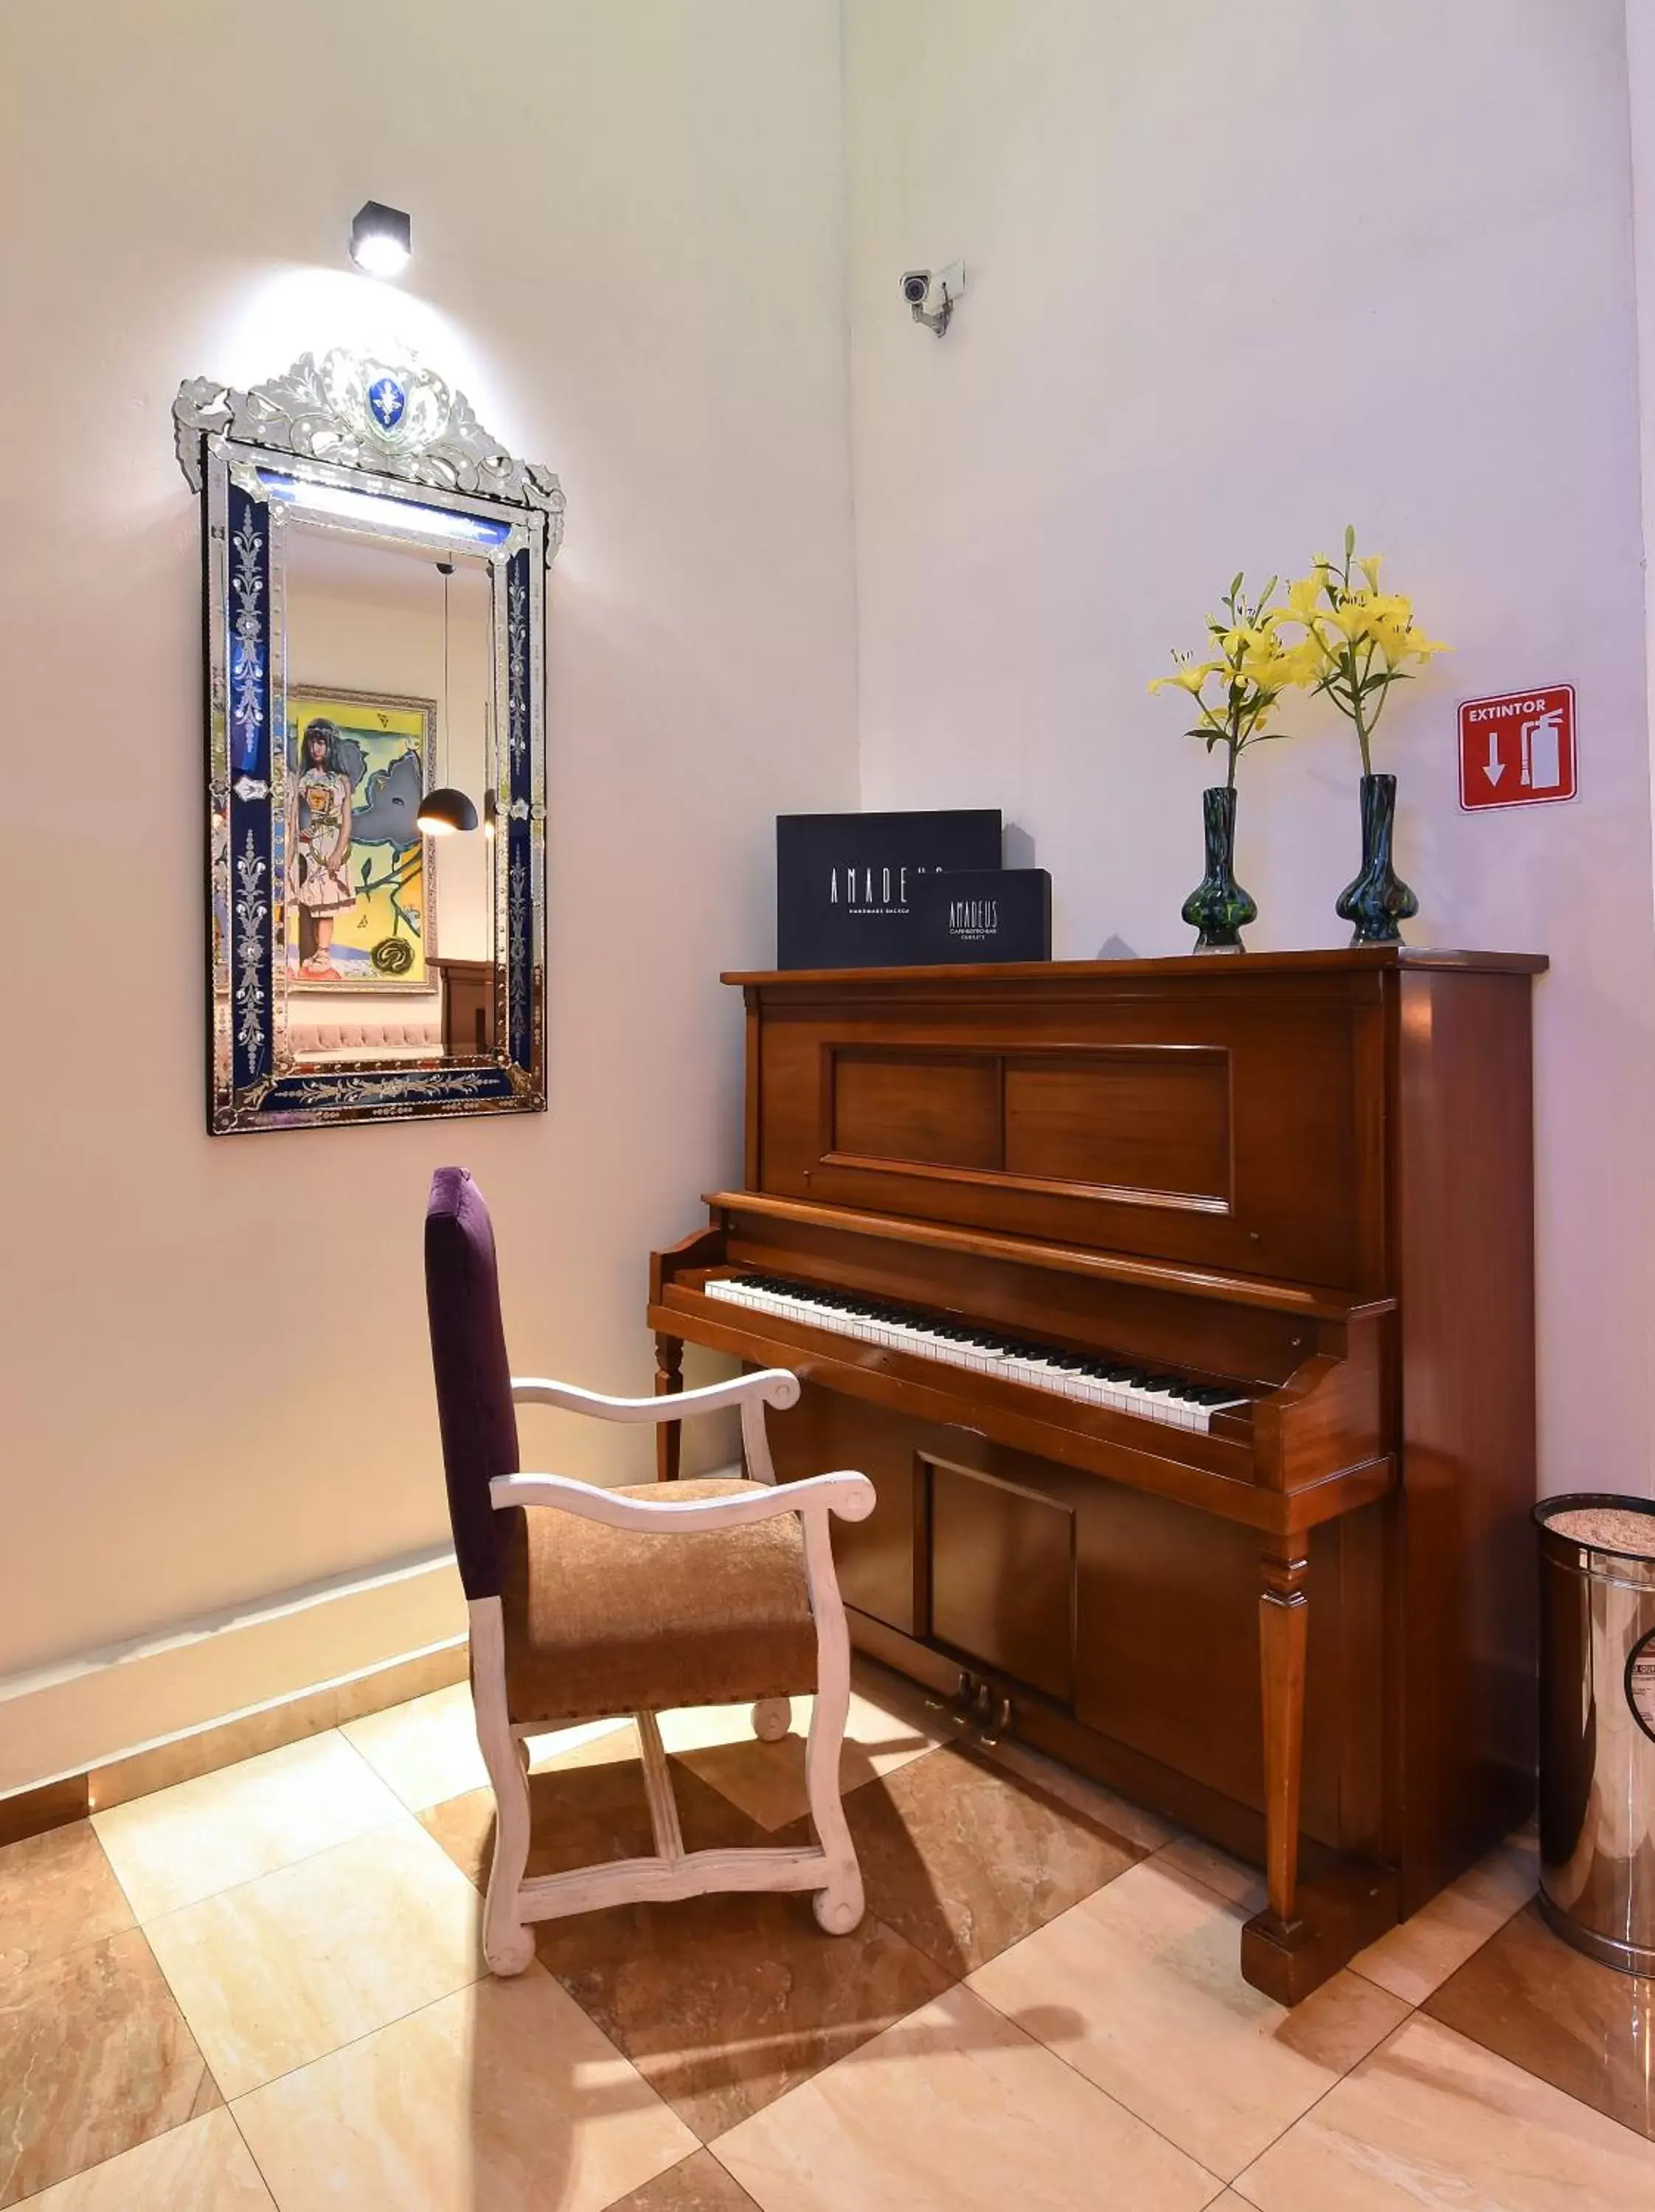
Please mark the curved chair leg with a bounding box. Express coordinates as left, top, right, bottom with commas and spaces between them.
799, 1517, 865, 1935
468, 1598, 535, 1975
750, 1697, 792, 1743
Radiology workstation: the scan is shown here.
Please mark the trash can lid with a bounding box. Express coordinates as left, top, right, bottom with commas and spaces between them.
1536, 1493, 1655, 1562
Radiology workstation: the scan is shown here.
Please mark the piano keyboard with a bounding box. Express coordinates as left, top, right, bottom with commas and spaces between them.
705, 1275, 1249, 1433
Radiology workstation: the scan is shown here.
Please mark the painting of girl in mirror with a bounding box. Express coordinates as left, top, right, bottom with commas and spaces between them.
288, 717, 357, 978
284, 690, 436, 990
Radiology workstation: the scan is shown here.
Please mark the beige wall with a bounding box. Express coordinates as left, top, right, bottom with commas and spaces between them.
844, 0, 1655, 1499
7, 0, 1655, 1796
0, 0, 857, 1785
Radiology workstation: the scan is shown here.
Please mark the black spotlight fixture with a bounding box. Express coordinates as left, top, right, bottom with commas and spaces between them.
350, 200, 412, 277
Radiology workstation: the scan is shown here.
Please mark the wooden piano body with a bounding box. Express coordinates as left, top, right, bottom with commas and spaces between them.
648, 949, 1544, 2003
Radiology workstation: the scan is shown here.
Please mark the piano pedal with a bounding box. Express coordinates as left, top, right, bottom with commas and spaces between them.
972, 1680, 1015, 1747
926, 1670, 1016, 1748
926, 1670, 980, 1733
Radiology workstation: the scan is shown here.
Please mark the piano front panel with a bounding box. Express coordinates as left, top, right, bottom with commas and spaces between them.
754, 973, 1389, 1294
766, 1381, 1382, 1860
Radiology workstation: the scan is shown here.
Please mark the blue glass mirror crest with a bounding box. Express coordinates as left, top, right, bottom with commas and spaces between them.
174, 349, 562, 1134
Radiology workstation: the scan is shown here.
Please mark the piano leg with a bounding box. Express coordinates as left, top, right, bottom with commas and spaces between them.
654, 1332, 684, 1481
1258, 1540, 1310, 1940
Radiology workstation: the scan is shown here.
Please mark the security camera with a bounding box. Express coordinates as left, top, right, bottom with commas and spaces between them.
901, 261, 962, 337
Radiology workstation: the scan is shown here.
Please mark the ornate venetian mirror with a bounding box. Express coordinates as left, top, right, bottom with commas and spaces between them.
174, 349, 562, 1133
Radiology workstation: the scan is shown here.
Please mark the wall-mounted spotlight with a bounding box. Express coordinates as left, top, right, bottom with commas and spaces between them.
901, 260, 967, 338
350, 200, 412, 278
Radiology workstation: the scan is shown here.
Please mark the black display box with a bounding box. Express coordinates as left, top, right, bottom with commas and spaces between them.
776, 809, 1003, 968
908, 868, 1052, 962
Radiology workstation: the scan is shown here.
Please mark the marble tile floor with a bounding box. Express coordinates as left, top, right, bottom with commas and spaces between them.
3, 1657, 1653, 2210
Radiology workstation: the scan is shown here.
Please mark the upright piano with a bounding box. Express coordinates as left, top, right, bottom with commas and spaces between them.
648, 949, 1545, 2003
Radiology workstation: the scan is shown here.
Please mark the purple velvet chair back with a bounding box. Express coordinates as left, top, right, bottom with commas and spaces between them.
425, 1167, 521, 1600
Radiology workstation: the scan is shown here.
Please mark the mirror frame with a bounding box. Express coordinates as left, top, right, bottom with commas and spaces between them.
174, 349, 563, 1135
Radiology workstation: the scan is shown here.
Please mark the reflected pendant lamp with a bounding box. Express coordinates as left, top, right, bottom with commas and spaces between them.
417, 560, 479, 835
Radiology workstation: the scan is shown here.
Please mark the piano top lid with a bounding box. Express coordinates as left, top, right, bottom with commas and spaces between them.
724, 947, 1548, 986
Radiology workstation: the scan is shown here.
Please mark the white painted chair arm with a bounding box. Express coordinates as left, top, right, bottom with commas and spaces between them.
511, 1368, 800, 1423
488, 1470, 875, 1528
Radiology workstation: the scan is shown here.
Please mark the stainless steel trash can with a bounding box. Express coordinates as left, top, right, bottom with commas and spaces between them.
1534, 1492, 1655, 1975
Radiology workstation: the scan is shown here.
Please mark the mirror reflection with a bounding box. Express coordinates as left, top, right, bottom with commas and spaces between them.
281, 526, 496, 1066
177, 345, 558, 1133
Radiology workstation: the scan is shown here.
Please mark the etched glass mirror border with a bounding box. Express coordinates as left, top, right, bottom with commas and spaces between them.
175, 350, 561, 1134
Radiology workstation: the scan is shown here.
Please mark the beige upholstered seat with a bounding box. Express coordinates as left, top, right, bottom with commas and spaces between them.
501, 1477, 819, 1725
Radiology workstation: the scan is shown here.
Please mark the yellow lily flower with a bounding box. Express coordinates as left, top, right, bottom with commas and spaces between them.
1324, 598, 1376, 643
1149, 657, 1223, 698
1284, 574, 1325, 623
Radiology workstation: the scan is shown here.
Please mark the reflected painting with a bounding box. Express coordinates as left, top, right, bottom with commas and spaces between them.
285, 687, 434, 989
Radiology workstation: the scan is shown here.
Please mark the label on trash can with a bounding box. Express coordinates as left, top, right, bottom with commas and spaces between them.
1630, 1629, 1655, 1745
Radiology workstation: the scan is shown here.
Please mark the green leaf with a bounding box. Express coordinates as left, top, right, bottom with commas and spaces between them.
1229, 570, 1244, 600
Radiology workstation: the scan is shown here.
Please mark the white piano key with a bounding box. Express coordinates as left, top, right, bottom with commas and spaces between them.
701, 1278, 1244, 1436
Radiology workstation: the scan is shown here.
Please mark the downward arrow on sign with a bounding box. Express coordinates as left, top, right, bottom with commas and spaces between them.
1485, 731, 1505, 787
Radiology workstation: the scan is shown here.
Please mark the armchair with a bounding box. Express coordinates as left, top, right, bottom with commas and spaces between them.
424, 1166, 875, 1975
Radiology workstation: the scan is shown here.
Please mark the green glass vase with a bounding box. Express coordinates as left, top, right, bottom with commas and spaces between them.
1336, 772, 1418, 946
1181, 785, 1257, 953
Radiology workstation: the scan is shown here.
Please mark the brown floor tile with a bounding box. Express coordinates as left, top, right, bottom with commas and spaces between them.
0, 1926, 218, 2207
0, 1820, 133, 1977
420, 1750, 666, 1893
1424, 1899, 1655, 2140
448, 1756, 954, 2141
544, 1879, 953, 2146
824, 1742, 1145, 1975
603, 2149, 762, 2211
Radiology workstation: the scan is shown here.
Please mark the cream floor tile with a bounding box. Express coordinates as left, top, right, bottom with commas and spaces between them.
232, 1965, 697, 2211
968, 1857, 1408, 2181
1349, 1832, 1538, 2006
713, 1983, 1221, 2211
1232, 2013, 1655, 2210
662, 1686, 939, 1832
144, 1820, 482, 2097
341, 1683, 491, 1809
1151, 1835, 1268, 1913
92, 1731, 405, 1919
19, 2110, 274, 2210
344, 1681, 707, 1812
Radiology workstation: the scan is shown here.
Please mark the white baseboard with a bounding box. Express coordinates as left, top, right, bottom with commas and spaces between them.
0, 1547, 467, 1799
